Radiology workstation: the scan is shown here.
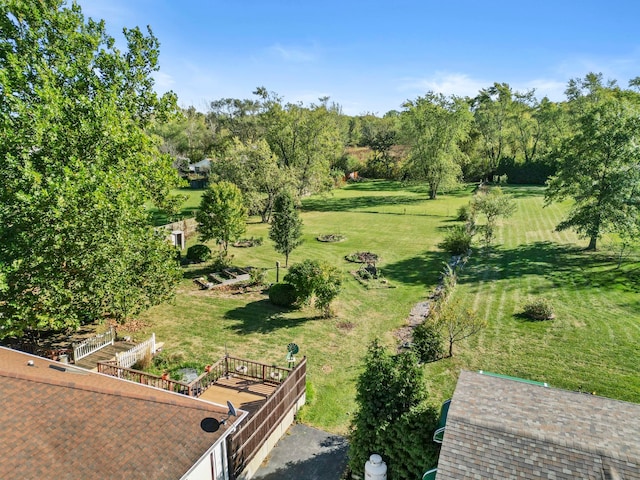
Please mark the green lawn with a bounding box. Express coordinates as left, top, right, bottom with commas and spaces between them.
134, 181, 640, 434
148, 187, 205, 226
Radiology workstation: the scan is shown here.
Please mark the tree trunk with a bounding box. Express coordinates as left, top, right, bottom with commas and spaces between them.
448, 340, 453, 358
285, 253, 289, 267
587, 236, 597, 251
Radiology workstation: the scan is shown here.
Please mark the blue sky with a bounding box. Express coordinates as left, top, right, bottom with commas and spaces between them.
76, 0, 640, 115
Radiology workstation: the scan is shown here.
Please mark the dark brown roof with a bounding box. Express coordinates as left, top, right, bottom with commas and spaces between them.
0, 347, 243, 480
437, 370, 640, 479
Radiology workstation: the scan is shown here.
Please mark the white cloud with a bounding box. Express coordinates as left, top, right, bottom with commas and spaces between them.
152, 71, 176, 91
268, 44, 316, 62
516, 79, 567, 101
398, 72, 489, 98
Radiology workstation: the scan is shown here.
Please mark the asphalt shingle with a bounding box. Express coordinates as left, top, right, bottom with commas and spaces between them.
436, 370, 640, 480
0, 347, 241, 480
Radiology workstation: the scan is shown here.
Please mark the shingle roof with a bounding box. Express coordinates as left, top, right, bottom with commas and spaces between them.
436, 370, 640, 479
0, 347, 242, 480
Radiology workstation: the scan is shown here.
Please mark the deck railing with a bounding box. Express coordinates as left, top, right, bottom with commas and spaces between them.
227, 357, 307, 478
72, 327, 115, 362
97, 361, 190, 393
224, 355, 291, 384
97, 354, 293, 397
115, 333, 155, 368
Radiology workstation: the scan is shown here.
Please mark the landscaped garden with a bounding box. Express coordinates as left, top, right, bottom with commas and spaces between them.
136, 180, 640, 434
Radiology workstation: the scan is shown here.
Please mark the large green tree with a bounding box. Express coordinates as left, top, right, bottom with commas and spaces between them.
402, 92, 472, 199
0, 1, 182, 339
269, 191, 303, 267
210, 138, 292, 223
546, 78, 640, 250
256, 88, 343, 196
471, 83, 517, 180
196, 181, 247, 256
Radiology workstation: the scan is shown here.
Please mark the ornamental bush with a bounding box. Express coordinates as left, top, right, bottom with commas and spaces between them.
438, 225, 472, 256
457, 204, 472, 222
522, 298, 554, 321
268, 283, 297, 307
186, 244, 212, 263
413, 321, 444, 363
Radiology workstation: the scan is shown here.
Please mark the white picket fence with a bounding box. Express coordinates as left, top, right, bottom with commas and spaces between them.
115, 333, 156, 368
73, 327, 115, 362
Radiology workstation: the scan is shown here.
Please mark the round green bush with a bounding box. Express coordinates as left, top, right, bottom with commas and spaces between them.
268, 282, 297, 307
457, 204, 472, 222
186, 244, 212, 263
413, 321, 444, 362
522, 298, 554, 321
438, 225, 472, 256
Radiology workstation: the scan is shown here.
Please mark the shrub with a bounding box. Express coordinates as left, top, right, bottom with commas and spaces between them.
284, 259, 342, 316
186, 244, 212, 263
413, 321, 443, 362
210, 252, 233, 271
268, 283, 297, 307
457, 204, 472, 222
249, 268, 267, 286
132, 351, 152, 370
438, 225, 473, 256
522, 298, 554, 321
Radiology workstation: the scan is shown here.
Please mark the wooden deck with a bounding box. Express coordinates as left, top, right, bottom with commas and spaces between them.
198, 375, 278, 416
73, 342, 136, 371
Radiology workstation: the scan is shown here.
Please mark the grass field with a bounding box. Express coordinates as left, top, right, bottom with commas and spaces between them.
134, 181, 640, 435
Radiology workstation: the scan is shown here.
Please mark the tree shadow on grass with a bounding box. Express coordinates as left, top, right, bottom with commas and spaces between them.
464, 241, 640, 293
181, 265, 214, 280
224, 299, 315, 335
302, 194, 427, 213
382, 251, 449, 286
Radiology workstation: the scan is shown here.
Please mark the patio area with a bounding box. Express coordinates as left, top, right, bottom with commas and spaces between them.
199, 375, 278, 416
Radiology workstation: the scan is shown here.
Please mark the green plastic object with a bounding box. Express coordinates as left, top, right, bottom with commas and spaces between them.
286, 343, 299, 367
478, 370, 548, 387
433, 399, 451, 443
422, 468, 437, 480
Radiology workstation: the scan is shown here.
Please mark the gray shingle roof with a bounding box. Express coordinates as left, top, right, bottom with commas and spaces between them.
436, 370, 640, 479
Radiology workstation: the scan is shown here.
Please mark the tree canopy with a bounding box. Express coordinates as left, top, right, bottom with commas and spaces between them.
546, 77, 640, 250
269, 191, 303, 267
196, 181, 248, 256
348, 339, 439, 479
402, 92, 472, 198
0, 1, 182, 338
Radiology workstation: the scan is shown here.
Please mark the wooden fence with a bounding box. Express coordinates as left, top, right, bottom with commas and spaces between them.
227, 357, 307, 479
115, 333, 156, 368
72, 327, 115, 362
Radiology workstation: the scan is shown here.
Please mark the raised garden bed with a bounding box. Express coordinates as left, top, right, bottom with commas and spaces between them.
317, 233, 346, 243
233, 237, 263, 248
345, 251, 379, 264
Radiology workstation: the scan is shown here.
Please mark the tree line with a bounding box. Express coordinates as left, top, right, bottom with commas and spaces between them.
157, 73, 640, 252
